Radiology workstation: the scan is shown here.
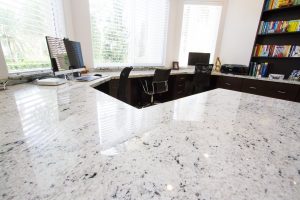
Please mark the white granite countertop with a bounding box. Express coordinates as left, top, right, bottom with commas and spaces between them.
1, 79, 300, 200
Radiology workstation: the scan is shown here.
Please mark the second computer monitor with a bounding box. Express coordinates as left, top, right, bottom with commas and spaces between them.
63, 39, 85, 69
188, 52, 210, 66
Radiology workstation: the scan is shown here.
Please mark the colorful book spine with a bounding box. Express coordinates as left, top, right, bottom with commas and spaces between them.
248, 62, 269, 78
289, 45, 300, 57
254, 44, 293, 58
259, 19, 298, 34
265, 0, 296, 10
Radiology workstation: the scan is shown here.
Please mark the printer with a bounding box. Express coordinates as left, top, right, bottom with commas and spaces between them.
220, 64, 249, 75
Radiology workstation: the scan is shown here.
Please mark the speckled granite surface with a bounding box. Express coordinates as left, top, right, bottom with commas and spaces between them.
0, 80, 300, 200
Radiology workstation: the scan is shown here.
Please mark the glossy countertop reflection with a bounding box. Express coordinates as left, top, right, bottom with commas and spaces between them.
0, 79, 300, 200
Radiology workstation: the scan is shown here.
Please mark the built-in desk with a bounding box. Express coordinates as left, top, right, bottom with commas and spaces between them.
90, 68, 300, 104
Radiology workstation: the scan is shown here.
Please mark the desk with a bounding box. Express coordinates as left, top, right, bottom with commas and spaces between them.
1, 80, 300, 199
90, 69, 300, 105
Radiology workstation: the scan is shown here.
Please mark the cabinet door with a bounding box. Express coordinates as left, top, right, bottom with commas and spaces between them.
173, 75, 187, 99
216, 76, 243, 91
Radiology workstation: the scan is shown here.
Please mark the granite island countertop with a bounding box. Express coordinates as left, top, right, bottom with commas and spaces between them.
0, 79, 300, 200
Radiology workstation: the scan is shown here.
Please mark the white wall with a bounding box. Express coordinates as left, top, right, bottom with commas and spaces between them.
218, 0, 264, 65
165, 0, 185, 68
63, 0, 94, 68
0, 44, 8, 79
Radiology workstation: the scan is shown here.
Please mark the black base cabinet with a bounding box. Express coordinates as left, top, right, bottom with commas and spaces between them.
96, 74, 300, 105
215, 76, 243, 91
215, 76, 300, 102
296, 91, 300, 103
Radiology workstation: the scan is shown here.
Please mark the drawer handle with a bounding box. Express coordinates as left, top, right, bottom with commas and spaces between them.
225, 83, 231, 86
178, 84, 183, 87
249, 86, 256, 90
180, 77, 185, 80
277, 90, 286, 94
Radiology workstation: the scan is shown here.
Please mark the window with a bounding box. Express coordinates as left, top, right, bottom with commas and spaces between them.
179, 3, 222, 65
89, 0, 169, 67
0, 0, 65, 72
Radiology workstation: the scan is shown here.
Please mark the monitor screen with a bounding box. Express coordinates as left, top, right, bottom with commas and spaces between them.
63, 39, 85, 69
188, 52, 210, 66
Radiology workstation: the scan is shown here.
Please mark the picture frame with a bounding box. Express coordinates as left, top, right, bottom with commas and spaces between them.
172, 61, 179, 70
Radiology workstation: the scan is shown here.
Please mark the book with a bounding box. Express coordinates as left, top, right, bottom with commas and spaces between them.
272, 45, 291, 57
289, 46, 300, 57
259, 20, 291, 34
287, 20, 300, 32
248, 62, 269, 77
261, 45, 270, 57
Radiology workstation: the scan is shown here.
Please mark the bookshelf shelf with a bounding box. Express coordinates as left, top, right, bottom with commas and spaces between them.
250, 0, 300, 79
257, 31, 300, 36
252, 56, 300, 59
263, 4, 300, 13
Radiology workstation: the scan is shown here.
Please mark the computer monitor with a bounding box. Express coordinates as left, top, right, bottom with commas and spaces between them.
46, 36, 69, 72
188, 52, 210, 66
63, 39, 85, 69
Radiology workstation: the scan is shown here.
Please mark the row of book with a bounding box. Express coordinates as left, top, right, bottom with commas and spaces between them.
265, 0, 300, 11
258, 20, 300, 34
253, 45, 300, 57
248, 62, 269, 78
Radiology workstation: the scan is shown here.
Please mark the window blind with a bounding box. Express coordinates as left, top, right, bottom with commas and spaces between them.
179, 4, 222, 66
0, 0, 65, 72
89, 0, 170, 67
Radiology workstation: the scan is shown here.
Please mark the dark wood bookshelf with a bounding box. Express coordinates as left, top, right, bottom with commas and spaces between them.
250, 0, 300, 79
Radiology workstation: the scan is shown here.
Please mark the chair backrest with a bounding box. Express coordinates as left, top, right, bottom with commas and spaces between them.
152, 69, 171, 94
193, 64, 213, 92
117, 67, 133, 102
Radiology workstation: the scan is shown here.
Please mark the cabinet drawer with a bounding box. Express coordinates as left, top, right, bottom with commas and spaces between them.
242, 79, 299, 101
242, 79, 270, 96
267, 82, 299, 101
174, 75, 187, 85
216, 76, 243, 91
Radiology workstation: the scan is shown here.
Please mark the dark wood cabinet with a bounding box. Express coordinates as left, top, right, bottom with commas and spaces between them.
296, 88, 300, 103
214, 75, 300, 102
241, 79, 271, 96
96, 73, 300, 107
242, 79, 299, 101
266, 82, 299, 101
215, 76, 243, 91
172, 75, 188, 99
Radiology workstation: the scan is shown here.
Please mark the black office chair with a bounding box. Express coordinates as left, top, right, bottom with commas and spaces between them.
141, 69, 171, 106
117, 67, 133, 103
191, 63, 214, 94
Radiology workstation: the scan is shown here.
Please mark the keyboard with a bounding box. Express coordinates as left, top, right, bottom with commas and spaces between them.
75, 76, 101, 82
